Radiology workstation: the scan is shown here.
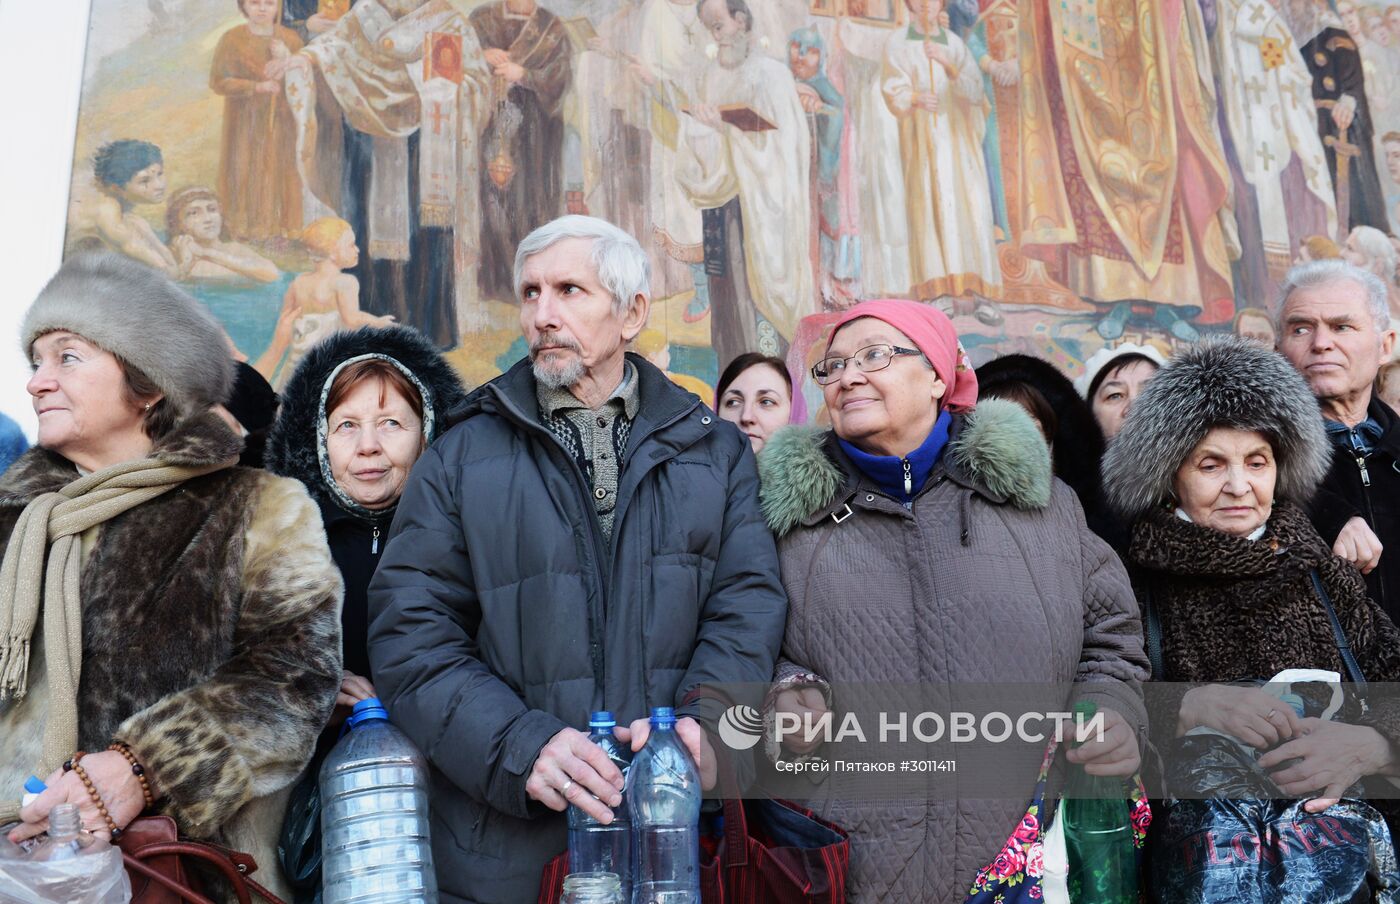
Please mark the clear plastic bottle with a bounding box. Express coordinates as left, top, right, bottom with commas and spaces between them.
626, 707, 701, 904
569, 711, 632, 897
320, 697, 437, 904
0, 803, 131, 903
1063, 701, 1136, 904
561, 871, 625, 904
29, 804, 93, 862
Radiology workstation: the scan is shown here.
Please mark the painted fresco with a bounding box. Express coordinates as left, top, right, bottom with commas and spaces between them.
63, 0, 1400, 408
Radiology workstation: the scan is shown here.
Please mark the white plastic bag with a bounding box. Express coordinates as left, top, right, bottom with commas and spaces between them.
0, 842, 131, 904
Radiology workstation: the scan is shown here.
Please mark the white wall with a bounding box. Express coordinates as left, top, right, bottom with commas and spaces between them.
0, 0, 93, 439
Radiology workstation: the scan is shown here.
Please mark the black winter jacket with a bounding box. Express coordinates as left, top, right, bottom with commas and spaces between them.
367, 354, 788, 904
1309, 397, 1400, 626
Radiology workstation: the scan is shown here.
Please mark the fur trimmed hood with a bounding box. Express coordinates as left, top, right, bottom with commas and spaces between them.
264, 326, 466, 519
22, 254, 233, 418
1102, 337, 1332, 520
757, 398, 1052, 536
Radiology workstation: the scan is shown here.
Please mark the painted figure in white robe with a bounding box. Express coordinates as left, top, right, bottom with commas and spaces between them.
633, 0, 713, 314
677, 0, 814, 364
881, 0, 1002, 300
1210, 0, 1336, 280
282, 0, 492, 340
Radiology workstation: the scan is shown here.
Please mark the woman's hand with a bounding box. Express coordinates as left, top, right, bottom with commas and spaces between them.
1178, 684, 1302, 748
9, 752, 148, 843
1257, 719, 1393, 812
1064, 708, 1141, 777
773, 686, 828, 756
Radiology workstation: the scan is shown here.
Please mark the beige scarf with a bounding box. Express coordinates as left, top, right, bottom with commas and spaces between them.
0, 454, 231, 780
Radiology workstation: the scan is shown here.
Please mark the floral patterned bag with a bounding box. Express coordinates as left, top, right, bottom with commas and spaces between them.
965, 740, 1151, 903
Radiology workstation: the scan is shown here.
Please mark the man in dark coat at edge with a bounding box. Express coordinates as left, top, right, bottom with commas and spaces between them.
367, 214, 788, 903
1278, 259, 1400, 624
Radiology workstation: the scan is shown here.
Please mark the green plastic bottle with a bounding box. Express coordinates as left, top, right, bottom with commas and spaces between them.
1063, 700, 1137, 904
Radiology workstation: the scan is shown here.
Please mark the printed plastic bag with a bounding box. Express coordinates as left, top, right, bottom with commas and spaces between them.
1149, 733, 1400, 904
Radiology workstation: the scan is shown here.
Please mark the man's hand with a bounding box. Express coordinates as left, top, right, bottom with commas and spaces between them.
483, 47, 511, 68
773, 686, 827, 756
1064, 708, 1141, 777
307, 12, 337, 34
1334, 516, 1383, 573
255, 79, 282, 94
796, 83, 824, 113
691, 103, 724, 129
913, 92, 939, 113
494, 60, 527, 83
1333, 94, 1358, 132
526, 728, 625, 823
1257, 719, 1394, 812
616, 716, 718, 790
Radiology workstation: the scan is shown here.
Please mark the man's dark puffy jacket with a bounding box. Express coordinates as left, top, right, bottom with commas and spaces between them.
1309, 396, 1400, 625
368, 354, 787, 903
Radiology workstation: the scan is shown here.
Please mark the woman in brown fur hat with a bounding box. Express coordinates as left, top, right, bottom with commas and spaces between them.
1103, 337, 1400, 825
0, 253, 342, 900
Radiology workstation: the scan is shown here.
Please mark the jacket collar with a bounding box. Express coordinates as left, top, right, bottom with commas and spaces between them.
0, 411, 242, 506
1368, 394, 1400, 457
757, 398, 1053, 536
1128, 502, 1325, 578
456, 353, 707, 458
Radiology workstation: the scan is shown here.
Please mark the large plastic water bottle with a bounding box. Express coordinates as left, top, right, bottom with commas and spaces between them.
1063, 701, 1136, 904
626, 707, 701, 904
568, 711, 632, 896
320, 697, 437, 904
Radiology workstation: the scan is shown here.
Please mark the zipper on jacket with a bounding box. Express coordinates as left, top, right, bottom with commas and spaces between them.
371, 525, 380, 554
1356, 454, 1371, 488
902, 459, 912, 496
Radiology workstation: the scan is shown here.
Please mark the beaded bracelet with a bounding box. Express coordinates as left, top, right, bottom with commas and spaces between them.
65, 751, 122, 841
108, 742, 155, 811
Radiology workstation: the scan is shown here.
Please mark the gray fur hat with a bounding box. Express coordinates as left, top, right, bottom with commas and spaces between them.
1102, 337, 1331, 520
21, 254, 233, 417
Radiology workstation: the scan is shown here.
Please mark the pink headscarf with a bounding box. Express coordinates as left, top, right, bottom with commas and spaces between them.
825, 299, 978, 413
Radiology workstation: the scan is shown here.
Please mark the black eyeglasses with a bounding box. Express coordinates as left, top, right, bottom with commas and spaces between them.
811, 344, 924, 385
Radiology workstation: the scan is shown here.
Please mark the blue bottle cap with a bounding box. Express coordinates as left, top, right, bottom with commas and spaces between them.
650, 706, 676, 727
589, 711, 616, 728
347, 697, 390, 729
23, 776, 45, 795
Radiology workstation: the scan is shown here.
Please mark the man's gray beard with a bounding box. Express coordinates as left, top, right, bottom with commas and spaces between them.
533, 356, 587, 391
716, 38, 750, 69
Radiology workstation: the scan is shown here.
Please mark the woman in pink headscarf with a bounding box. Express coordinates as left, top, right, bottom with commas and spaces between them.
753, 300, 1150, 903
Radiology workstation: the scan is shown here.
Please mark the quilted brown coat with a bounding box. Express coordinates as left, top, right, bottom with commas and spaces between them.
757, 400, 1150, 903
0, 413, 343, 900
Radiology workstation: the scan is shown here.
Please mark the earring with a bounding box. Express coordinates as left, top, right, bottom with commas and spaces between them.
144, 403, 152, 411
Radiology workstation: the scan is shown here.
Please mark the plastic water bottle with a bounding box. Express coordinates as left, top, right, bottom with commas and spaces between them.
1063, 701, 1136, 904
28, 804, 95, 862
1, 803, 132, 902
568, 711, 631, 897
627, 707, 701, 904
320, 697, 437, 904
561, 871, 625, 903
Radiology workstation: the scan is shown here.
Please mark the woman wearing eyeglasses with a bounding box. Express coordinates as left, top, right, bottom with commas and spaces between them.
755, 299, 1150, 903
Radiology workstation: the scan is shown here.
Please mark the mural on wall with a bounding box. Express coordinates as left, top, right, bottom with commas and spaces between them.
63, 0, 1400, 404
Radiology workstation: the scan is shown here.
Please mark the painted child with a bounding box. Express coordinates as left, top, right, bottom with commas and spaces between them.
210, 0, 305, 239
166, 186, 280, 283
256, 218, 395, 384
70, 139, 180, 275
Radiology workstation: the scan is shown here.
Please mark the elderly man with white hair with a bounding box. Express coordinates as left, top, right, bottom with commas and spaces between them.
366, 215, 787, 903
1277, 258, 1400, 624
